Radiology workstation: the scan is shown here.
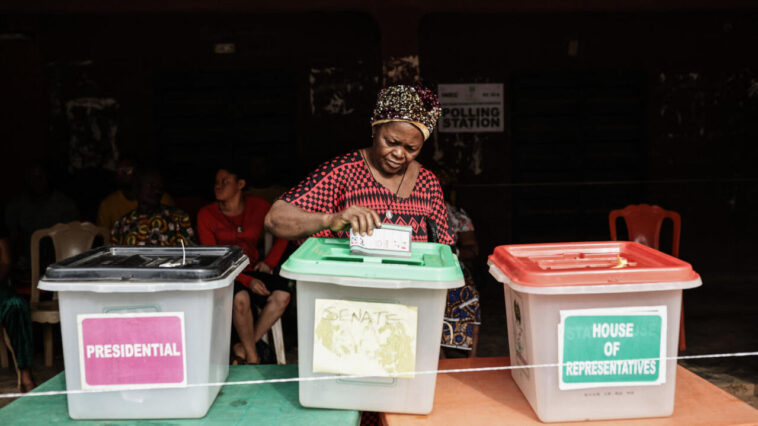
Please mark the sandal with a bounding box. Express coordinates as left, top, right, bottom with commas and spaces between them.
230, 354, 249, 366
19, 374, 36, 393
20, 380, 36, 393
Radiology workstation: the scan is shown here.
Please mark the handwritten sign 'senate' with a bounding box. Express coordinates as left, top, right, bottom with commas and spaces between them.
313, 299, 418, 378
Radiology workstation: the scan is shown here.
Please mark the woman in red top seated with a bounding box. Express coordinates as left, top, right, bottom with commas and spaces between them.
197, 166, 290, 364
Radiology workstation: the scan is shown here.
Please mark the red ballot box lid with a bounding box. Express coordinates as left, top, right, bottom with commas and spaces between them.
489, 241, 699, 288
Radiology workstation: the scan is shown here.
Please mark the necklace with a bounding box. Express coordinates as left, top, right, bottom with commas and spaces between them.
361, 149, 408, 220
219, 199, 244, 233
228, 214, 243, 233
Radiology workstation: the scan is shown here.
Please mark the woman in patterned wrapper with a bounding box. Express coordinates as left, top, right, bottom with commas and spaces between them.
265, 84, 455, 247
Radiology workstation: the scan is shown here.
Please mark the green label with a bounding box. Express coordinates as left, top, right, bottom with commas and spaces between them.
559, 306, 667, 389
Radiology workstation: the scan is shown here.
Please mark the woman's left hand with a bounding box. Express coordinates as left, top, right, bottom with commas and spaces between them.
253, 261, 272, 274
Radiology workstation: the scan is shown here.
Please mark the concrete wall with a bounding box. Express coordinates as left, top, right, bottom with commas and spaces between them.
1, 3, 756, 281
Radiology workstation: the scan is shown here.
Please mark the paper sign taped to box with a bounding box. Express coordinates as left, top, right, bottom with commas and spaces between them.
558, 305, 667, 390
77, 312, 187, 390
313, 298, 418, 378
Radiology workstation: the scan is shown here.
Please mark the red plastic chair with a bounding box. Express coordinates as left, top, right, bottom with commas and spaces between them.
609, 204, 686, 351
609, 204, 680, 257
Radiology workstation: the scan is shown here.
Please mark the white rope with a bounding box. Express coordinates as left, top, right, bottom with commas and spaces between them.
1, 350, 756, 400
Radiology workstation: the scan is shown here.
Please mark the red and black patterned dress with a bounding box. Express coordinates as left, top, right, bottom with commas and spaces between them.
279, 150, 455, 245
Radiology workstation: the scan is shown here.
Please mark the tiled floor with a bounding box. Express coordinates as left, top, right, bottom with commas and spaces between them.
1, 273, 756, 413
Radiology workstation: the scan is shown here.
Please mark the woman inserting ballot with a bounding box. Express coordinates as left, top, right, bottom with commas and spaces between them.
265, 84, 455, 246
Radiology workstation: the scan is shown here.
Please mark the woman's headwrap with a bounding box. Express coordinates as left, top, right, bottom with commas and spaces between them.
371, 84, 442, 141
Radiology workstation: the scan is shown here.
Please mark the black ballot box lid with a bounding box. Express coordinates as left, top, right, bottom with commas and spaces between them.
42, 246, 247, 283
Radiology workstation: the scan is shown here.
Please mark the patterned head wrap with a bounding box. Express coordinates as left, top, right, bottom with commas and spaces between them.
371, 84, 442, 141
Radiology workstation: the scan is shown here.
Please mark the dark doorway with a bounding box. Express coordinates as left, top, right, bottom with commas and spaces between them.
510, 70, 647, 243
154, 69, 297, 196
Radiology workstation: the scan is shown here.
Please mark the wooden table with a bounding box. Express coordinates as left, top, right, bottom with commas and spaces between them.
0, 364, 360, 425
382, 357, 758, 426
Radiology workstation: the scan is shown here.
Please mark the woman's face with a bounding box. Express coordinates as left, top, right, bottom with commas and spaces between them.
214, 169, 244, 202
370, 121, 425, 175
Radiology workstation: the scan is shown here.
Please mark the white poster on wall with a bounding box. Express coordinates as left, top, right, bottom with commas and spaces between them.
438, 83, 504, 133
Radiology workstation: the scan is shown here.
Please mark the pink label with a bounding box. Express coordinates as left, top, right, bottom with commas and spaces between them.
78, 313, 186, 389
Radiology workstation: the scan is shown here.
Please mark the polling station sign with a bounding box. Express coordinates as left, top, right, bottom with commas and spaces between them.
438, 83, 504, 133
558, 306, 667, 390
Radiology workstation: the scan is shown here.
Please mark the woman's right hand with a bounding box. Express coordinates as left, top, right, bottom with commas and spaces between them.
252, 261, 273, 274
327, 205, 382, 236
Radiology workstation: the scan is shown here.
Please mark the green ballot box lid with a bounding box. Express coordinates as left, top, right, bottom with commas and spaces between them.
280, 238, 464, 289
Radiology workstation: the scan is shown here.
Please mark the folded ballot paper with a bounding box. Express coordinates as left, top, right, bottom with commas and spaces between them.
349, 224, 412, 258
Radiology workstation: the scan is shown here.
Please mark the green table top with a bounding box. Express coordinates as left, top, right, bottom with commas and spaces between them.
0, 365, 360, 425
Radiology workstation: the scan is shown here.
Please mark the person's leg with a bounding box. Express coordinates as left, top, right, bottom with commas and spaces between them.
468, 324, 480, 358
252, 290, 290, 343
0, 288, 35, 391
20, 368, 34, 392
232, 290, 259, 364
2, 328, 36, 392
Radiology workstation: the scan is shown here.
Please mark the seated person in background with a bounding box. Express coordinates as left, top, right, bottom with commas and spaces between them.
198, 166, 290, 365
97, 158, 174, 230
436, 168, 481, 356
5, 162, 79, 270
0, 205, 35, 392
111, 168, 194, 246
242, 154, 289, 205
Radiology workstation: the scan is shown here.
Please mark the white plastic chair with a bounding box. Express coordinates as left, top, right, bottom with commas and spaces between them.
30, 221, 110, 366
259, 230, 286, 365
